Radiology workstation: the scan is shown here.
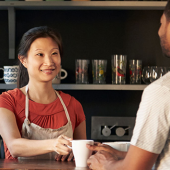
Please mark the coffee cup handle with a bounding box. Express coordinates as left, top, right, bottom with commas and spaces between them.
66, 145, 72, 149
0, 68, 4, 80
60, 69, 68, 80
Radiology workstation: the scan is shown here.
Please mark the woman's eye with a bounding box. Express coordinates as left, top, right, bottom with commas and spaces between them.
37, 53, 43, 56
52, 52, 58, 55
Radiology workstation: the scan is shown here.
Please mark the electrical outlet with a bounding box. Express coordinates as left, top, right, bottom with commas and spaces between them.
91, 116, 136, 141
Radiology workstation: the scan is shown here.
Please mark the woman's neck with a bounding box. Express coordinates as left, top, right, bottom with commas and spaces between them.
24, 82, 57, 104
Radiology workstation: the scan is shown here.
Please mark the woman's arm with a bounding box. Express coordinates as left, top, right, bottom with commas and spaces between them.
0, 108, 72, 158
73, 120, 87, 139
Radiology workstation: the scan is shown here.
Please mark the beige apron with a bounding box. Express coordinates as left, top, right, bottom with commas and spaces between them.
19, 85, 73, 159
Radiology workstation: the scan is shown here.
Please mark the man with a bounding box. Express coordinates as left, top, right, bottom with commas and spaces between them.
87, 1, 170, 169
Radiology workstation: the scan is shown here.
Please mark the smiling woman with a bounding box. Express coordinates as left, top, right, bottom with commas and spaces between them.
17, 26, 63, 88
0, 26, 86, 161
19, 37, 61, 86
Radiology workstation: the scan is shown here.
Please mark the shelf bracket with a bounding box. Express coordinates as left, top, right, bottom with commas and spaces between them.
8, 7, 15, 59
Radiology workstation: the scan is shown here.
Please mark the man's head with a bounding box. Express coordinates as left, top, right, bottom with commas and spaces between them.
158, 0, 170, 58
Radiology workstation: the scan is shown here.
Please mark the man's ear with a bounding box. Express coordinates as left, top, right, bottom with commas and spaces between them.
18, 55, 27, 68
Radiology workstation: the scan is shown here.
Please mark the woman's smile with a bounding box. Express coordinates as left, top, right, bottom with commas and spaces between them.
41, 69, 55, 74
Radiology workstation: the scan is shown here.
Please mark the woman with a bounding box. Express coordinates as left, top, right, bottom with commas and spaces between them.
0, 26, 86, 160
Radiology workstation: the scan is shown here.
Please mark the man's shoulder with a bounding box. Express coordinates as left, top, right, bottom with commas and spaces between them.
156, 72, 170, 88
143, 72, 170, 101
146, 72, 170, 91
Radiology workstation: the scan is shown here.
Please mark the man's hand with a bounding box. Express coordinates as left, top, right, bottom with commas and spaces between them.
86, 143, 127, 160
87, 150, 119, 170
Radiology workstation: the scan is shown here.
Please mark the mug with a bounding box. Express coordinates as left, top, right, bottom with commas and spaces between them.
52, 68, 67, 84
71, 140, 94, 167
0, 65, 19, 84
102, 141, 130, 152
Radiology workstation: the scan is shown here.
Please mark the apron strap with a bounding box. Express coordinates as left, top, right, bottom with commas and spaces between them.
55, 91, 71, 122
25, 85, 70, 123
25, 85, 29, 120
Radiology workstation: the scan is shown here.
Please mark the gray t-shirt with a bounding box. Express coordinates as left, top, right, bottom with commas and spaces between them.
131, 72, 170, 170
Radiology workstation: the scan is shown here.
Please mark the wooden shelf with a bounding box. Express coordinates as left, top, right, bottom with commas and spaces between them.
0, 84, 147, 90
0, 1, 166, 59
0, 1, 167, 10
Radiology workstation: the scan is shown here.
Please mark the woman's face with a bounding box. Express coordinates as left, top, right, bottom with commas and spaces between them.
21, 37, 61, 83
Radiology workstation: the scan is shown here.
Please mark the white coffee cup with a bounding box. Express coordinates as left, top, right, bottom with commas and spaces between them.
72, 140, 94, 167
0, 65, 19, 84
52, 68, 67, 84
102, 141, 130, 152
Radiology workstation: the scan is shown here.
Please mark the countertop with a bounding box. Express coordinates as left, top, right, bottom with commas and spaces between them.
0, 159, 90, 170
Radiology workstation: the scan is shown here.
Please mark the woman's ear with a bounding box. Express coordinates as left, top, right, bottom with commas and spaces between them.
18, 55, 27, 68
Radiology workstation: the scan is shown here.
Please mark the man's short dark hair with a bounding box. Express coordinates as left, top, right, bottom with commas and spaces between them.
164, 0, 170, 21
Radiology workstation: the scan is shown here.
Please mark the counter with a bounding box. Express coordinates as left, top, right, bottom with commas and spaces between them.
0, 159, 90, 170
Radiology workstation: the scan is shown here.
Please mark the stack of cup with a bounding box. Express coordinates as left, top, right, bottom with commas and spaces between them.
75, 59, 90, 84
149, 66, 166, 83
129, 60, 142, 84
111, 55, 127, 84
92, 59, 107, 84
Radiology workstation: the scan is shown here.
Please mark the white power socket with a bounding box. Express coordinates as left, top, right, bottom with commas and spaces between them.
91, 116, 136, 141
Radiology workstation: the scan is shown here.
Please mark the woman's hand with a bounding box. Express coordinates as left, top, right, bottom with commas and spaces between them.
55, 150, 74, 161
53, 135, 72, 156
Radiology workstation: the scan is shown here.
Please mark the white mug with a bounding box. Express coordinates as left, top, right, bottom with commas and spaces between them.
0, 65, 19, 84
102, 141, 130, 152
72, 140, 94, 167
52, 68, 67, 84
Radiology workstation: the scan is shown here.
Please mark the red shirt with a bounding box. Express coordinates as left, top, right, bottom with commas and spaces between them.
0, 89, 86, 159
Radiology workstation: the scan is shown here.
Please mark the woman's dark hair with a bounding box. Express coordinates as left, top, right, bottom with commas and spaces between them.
17, 26, 63, 88
164, 0, 170, 21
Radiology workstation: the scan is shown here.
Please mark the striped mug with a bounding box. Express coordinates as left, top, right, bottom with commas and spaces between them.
0, 65, 19, 84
